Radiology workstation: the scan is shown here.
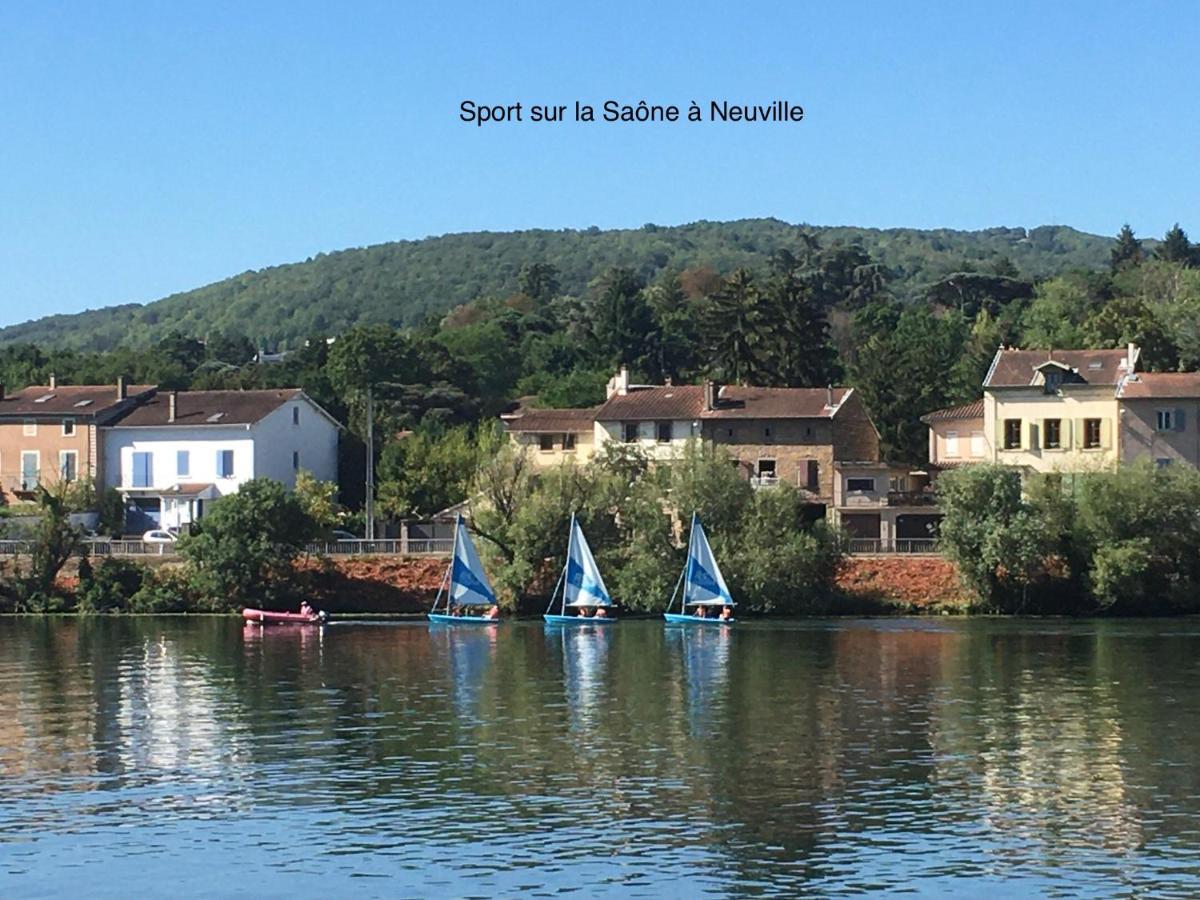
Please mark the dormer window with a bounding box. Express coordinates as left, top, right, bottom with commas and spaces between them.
1044, 371, 1063, 393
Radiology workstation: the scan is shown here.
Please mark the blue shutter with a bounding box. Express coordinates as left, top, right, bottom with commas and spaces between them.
217, 450, 234, 477
177, 450, 189, 476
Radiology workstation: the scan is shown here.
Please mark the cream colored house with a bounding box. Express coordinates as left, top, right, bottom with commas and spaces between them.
979, 345, 1137, 473
500, 406, 598, 468
920, 400, 987, 468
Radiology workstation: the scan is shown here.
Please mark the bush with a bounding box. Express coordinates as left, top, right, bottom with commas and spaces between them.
77, 558, 148, 613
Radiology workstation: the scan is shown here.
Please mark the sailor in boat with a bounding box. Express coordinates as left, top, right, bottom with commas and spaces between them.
718, 605, 733, 621
300, 601, 315, 618
692, 604, 707, 618
576, 605, 592, 617
483, 605, 500, 620
593, 606, 608, 618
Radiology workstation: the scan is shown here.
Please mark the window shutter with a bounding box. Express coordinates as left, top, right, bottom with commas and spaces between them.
1175, 408, 1186, 432
994, 414, 1005, 449
1028, 422, 1039, 451
1073, 419, 1084, 449
1100, 418, 1112, 449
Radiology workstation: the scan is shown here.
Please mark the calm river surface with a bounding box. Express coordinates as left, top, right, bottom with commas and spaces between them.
2, 618, 1200, 897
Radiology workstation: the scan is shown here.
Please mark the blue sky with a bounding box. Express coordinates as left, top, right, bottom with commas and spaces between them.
1, 1, 1197, 328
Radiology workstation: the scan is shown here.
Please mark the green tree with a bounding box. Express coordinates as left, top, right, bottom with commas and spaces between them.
178, 479, 319, 609
701, 268, 771, 384
1155, 224, 1192, 265
1110, 224, 1144, 272
294, 470, 342, 531
1082, 296, 1178, 371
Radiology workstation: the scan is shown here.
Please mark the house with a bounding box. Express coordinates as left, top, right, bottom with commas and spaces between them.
832, 462, 941, 551
979, 345, 1136, 472
500, 406, 599, 467
592, 368, 881, 514
920, 400, 987, 468
0, 377, 155, 504
1116, 372, 1200, 467
101, 389, 340, 531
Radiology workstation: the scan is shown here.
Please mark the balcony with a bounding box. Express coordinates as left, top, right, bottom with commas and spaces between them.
886, 490, 938, 507
848, 538, 939, 554
750, 474, 779, 489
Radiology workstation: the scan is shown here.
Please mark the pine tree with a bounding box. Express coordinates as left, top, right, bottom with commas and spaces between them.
1110, 224, 1144, 272
700, 269, 770, 384
763, 254, 841, 387
1156, 224, 1192, 266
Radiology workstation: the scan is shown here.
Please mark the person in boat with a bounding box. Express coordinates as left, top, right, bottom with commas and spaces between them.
483, 605, 500, 620
718, 605, 733, 621
576, 605, 592, 617
693, 604, 707, 618
300, 601, 316, 618
593, 606, 608, 618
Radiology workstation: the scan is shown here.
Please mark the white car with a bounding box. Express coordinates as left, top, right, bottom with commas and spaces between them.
142, 529, 176, 544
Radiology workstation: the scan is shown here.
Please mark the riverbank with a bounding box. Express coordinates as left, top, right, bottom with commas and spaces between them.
21, 554, 971, 616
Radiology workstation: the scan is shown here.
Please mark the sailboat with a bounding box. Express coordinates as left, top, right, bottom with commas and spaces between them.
664, 513, 736, 625
543, 514, 618, 625
428, 514, 502, 625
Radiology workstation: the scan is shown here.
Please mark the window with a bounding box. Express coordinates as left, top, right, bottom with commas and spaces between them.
177, 450, 190, 477
945, 430, 959, 458
62, 418, 76, 437
132, 451, 153, 488
1044, 371, 1063, 393
292, 406, 300, 425
292, 451, 300, 471
1044, 419, 1062, 449
216, 449, 235, 478
763, 425, 773, 441
59, 451, 77, 482
20, 451, 39, 491
1156, 458, 1173, 468
1156, 409, 1183, 432
806, 460, 820, 491
970, 432, 985, 457
656, 421, 672, 443
846, 477, 876, 492
562, 432, 576, 451
23, 419, 36, 437
1084, 418, 1102, 450
623, 423, 639, 443
538, 433, 555, 451
1003, 419, 1021, 450
755, 459, 776, 482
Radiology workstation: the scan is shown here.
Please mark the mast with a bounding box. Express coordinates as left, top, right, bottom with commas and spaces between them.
561, 513, 576, 616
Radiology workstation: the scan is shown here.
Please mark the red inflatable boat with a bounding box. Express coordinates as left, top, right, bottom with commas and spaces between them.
242, 608, 325, 625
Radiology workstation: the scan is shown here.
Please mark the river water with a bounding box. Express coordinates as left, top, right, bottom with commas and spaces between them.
2, 618, 1199, 897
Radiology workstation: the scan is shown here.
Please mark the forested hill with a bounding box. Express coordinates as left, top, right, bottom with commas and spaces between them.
2, 219, 1114, 351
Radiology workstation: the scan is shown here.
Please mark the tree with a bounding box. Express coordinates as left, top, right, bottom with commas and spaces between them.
294, 470, 342, 532
589, 268, 657, 373
701, 268, 771, 384
517, 262, 560, 306
1019, 273, 1104, 349
7, 485, 84, 612
936, 465, 1051, 611
376, 425, 497, 519
1155, 224, 1192, 265
178, 479, 319, 609
1110, 224, 1144, 272
763, 254, 842, 387
1082, 296, 1178, 371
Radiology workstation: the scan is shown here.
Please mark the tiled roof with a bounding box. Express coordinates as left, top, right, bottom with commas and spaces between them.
114, 390, 303, 426
0, 384, 156, 417
984, 348, 1132, 387
595, 385, 850, 421
920, 400, 984, 423
1118, 372, 1200, 399
502, 407, 599, 432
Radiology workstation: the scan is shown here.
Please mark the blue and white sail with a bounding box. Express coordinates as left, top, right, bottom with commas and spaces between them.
564, 515, 612, 607
449, 515, 497, 607
683, 514, 734, 607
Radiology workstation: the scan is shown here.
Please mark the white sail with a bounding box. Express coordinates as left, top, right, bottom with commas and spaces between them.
683, 514, 734, 606
564, 516, 613, 607
449, 515, 497, 607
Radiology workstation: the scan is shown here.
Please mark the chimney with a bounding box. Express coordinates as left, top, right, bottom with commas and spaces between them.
826, 384, 834, 408
1126, 342, 1139, 371
664, 376, 672, 387
117, 376, 127, 400
168, 390, 178, 423
704, 380, 717, 411
606, 366, 631, 400
48, 373, 56, 389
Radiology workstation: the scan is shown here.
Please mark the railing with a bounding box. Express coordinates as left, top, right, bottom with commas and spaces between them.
750, 474, 779, 489
304, 538, 454, 556
848, 538, 939, 554
886, 491, 939, 507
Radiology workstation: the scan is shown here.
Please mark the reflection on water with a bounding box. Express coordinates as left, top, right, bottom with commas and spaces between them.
2, 618, 1200, 896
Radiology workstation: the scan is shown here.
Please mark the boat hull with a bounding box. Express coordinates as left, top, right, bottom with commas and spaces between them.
663, 612, 735, 625
243, 608, 323, 625
428, 613, 501, 625
543, 613, 618, 625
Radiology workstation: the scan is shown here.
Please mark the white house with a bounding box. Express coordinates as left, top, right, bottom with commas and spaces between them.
102, 389, 341, 532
